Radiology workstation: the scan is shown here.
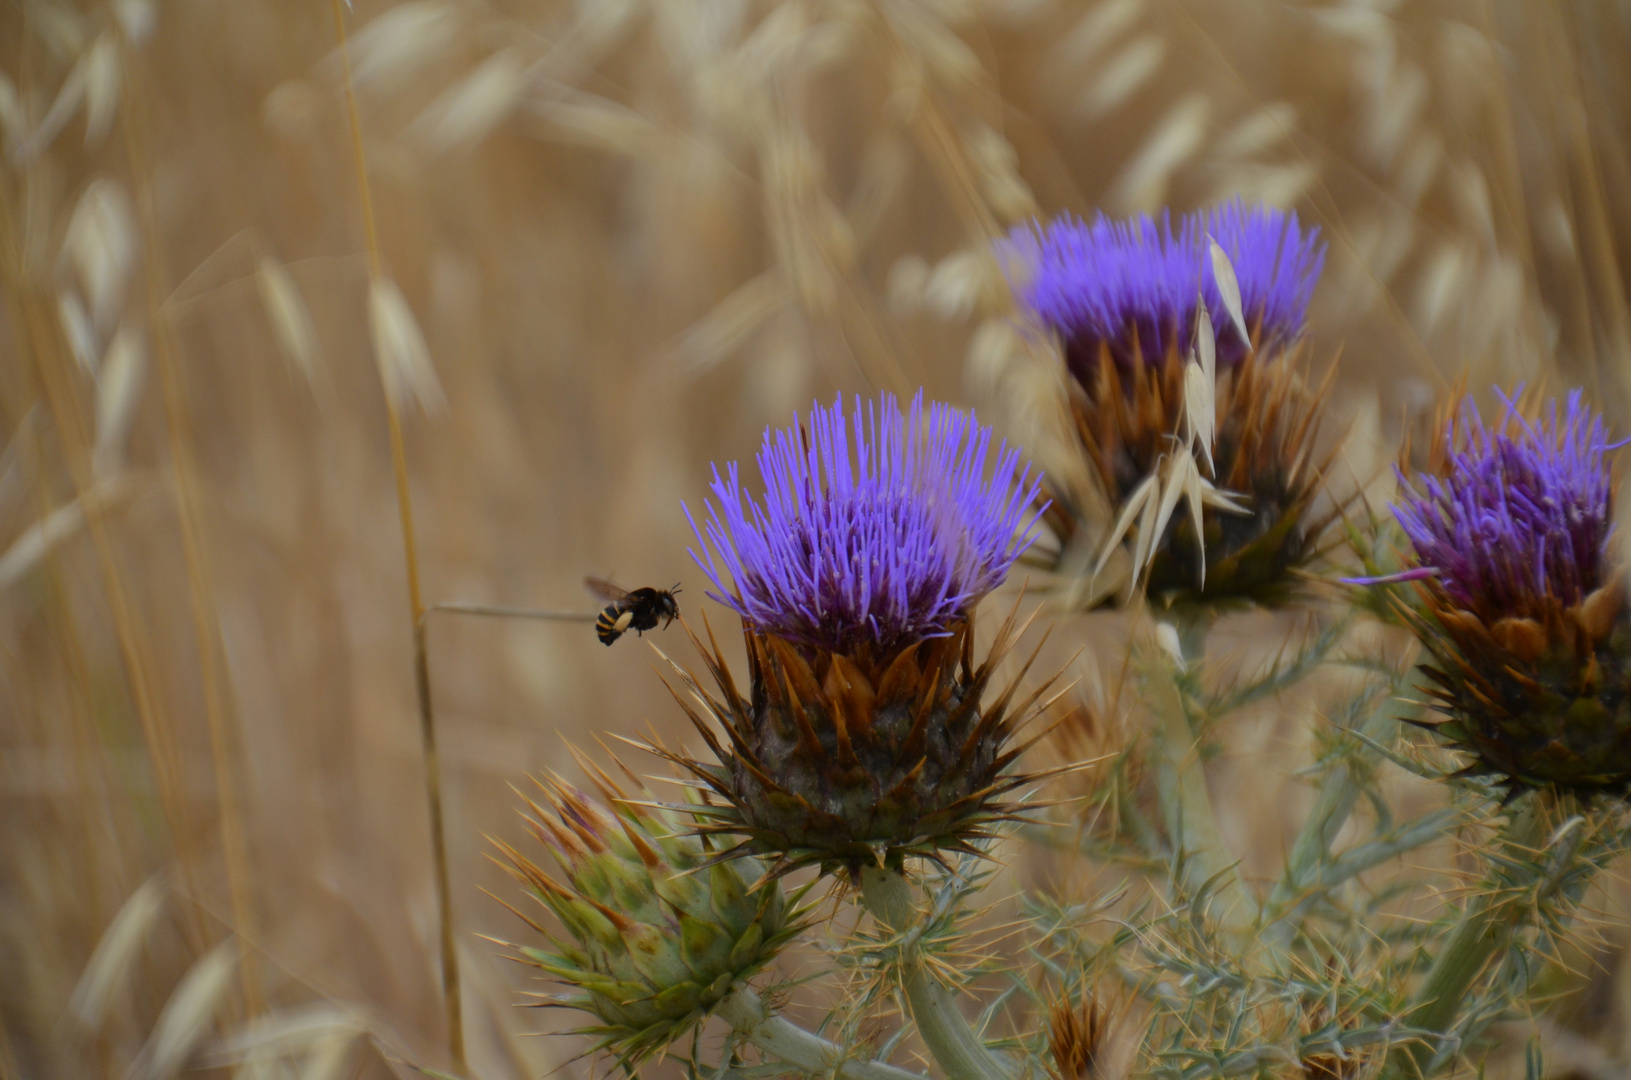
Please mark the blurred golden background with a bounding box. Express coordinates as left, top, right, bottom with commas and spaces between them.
5, 1, 1631, 1077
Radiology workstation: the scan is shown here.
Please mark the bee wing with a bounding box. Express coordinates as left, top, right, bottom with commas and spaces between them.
584, 576, 630, 603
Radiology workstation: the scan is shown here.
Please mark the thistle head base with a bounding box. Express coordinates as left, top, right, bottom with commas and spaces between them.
1052, 342, 1333, 609
1412, 577, 1631, 793
659, 606, 1060, 877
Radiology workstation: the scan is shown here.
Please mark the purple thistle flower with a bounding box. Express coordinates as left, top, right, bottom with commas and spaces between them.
1006, 201, 1326, 381
686, 392, 1045, 656
1393, 389, 1622, 621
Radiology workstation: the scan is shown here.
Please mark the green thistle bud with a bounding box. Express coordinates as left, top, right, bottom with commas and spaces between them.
493, 766, 804, 1065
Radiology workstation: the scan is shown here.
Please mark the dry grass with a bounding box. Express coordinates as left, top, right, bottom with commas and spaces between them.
5, 1, 1631, 1078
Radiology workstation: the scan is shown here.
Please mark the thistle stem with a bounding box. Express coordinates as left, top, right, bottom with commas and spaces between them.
1259, 695, 1412, 958
718, 985, 929, 1080
1147, 614, 1258, 934
1385, 792, 1585, 1078
857, 867, 1017, 1080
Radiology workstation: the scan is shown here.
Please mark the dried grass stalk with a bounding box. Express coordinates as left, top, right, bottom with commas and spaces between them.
11, 53, 86, 161
1080, 35, 1165, 119
347, 1, 463, 95
671, 271, 784, 376
82, 32, 121, 147
411, 48, 527, 155
57, 291, 97, 374
1107, 94, 1208, 211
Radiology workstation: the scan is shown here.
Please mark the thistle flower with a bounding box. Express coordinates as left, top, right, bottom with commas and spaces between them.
1009, 200, 1325, 382
1006, 202, 1334, 607
1384, 389, 1631, 793
492, 765, 803, 1065
668, 391, 1062, 875
689, 391, 1043, 658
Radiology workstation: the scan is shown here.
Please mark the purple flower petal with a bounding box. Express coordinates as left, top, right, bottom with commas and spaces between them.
1342, 567, 1441, 587
1004, 200, 1326, 380
1393, 388, 1618, 616
687, 392, 1046, 654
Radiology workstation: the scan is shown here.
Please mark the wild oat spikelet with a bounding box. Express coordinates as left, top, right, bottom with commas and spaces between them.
1368, 388, 1631, 794
666, 392, 1065, 876
1007, 202, 1337, 608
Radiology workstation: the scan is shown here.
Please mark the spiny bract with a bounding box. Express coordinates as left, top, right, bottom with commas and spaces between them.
662, 603, 1060, 876
492, 769, 804, 1066
1048, 993, 1110, 1080
1067, 331, 1335, 605
1009, 202, 1335, 608
1389, 389, 1631, 793
672, 392, 1060, 875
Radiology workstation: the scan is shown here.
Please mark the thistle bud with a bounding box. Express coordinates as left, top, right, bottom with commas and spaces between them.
1299, 996, 1369, 1080
1048, 994, 1110, 1080
1383, 389, 1631, 793
493, 768, 802, 1063
1005, 201, 1333, 607
674, 391, 1058, 875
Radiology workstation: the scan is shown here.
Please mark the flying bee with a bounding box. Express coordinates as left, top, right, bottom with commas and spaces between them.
585, 577, 681, 646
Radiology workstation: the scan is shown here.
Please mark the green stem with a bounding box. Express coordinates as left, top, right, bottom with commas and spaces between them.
717, 985, 929, 1080
1311, 807, 1463, 893
1259, 696, 1411, 958
1385, 793, 1585, 1079
1147, 614, 1258, 934
857, 867, 1017, 1080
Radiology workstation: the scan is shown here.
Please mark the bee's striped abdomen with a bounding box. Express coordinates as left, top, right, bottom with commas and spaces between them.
595, 604, 634, 645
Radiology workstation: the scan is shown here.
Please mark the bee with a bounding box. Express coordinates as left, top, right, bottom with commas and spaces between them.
586, 577, 681, 646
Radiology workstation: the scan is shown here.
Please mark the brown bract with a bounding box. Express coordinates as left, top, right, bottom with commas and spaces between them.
651, 602, 1074, 877
1044, 332, 1340, 609
1404, 576, 1631, 792
1049, 994, 1110, 1080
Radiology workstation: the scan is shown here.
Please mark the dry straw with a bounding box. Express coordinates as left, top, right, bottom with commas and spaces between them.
5, 1, 1631, 1077
330, 0, 463, 1068
121, 29, 267, 1015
